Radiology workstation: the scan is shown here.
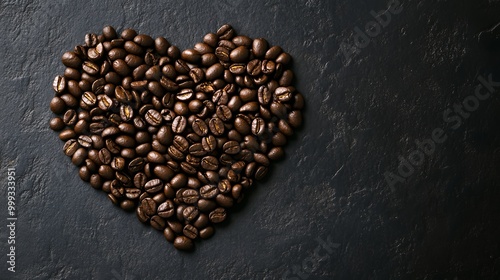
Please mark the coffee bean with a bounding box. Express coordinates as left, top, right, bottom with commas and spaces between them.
61, 51, 82, 68
174, 236, 193, 251
154, 165, 174, 181
171, 116, 187, 134
140, 197, 156, 217
50, 97, 66, 114
183, 224, 199, 240
72, 148, 87, 166
180, 189, 199, 204
192, 118, 208, 136
165, 175, 186, 191
145, 109, 162, 126
223, 141, 241, 155
50, 117, 65, 131
200, 156, 219, 171
199, 226, 215, 239
252, 38, 268, 58
143, 179, 162, 194
209, 207, 227, 223
208, 117, 224, 136
183, 206, 199, 222
251, 117, 265, 136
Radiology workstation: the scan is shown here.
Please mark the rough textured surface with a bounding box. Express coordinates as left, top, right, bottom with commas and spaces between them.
1, 0, 500, 279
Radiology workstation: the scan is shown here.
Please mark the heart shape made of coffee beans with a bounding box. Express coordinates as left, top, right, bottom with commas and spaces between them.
49, 24, 304, 251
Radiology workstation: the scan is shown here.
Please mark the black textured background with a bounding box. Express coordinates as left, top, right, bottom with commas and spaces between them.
1, 0, 500, 279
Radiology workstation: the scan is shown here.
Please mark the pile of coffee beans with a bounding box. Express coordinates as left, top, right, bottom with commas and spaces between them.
49, 24, 304, 251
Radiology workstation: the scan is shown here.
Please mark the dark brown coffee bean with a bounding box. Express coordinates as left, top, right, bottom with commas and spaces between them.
50, 96, 66, 114
200, 184, 218, 199
49, 117, 65, 131
208, 117, 224, 136
61, 51, 82, 68
149, 215, 165, 231
171, 116, 187, 133
52, 75, 66, 94
180, 189, 199, 204
217, 24, 235, 40
252, 38, 268, 58
288, 110, 302, 128
254, 165, 269, 180
251, 117, 265, 136
201, 156, 219, 171
181, 48, 201, 63
76, 135, 92, 149
199, 226, 215, 239
174, 236, 193, 251
71, 148, 87, 166
145, 109, 162, 126
216, 194, 234, 208
154, 165, 174, 181
223, 141, 241, 155
63, 139, 79, 157
115, 135, 135, 148
201, 135, 217, 152
183, 206, 199, 222
59, 129, 76, 141
183, 224, 199, 240
230, 46, 250, 63
192, 118, 208, 136
209, 207, 227, 223
140, 197, 157, 216
172, 135, 189, 153
205, 63, 224, 80
144, 179, 163, 193
156, 200, 174, 218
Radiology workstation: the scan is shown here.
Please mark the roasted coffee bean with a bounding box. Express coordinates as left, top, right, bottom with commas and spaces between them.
77, 135, 92, 148
183, 206, 199, 222
171, 116, 187, 133
174, 236, 193, 251
201, 156, 219, 171
149, 215, 165, 230
183, 224, 199, 239
104, 139, 120, 154
192, 118, 208, 136
140, 197, 157, 216
200, 184, 218, 199
71, 148, 87, 166
199, 226, 215, 239
111, 157, 126, 171
222, 141, 241, 155
49, 117, 65, 131
61, 51, 82, 68
251, 117, 265, 136
145, 109, 162, 126
154, 165, 174, 181
63, 139, 79, 157
209, 207, 227, 223
144, 179, 163, 194
180, 189, 199, 204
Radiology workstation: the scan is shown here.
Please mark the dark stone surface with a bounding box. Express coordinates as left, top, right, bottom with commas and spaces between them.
1, 0, 500, 279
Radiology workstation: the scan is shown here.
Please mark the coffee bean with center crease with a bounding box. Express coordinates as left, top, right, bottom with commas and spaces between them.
145, 109, 162, 126
144, 179, 163, 193
140, 197, 156, 216
209, 207, 227, 223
